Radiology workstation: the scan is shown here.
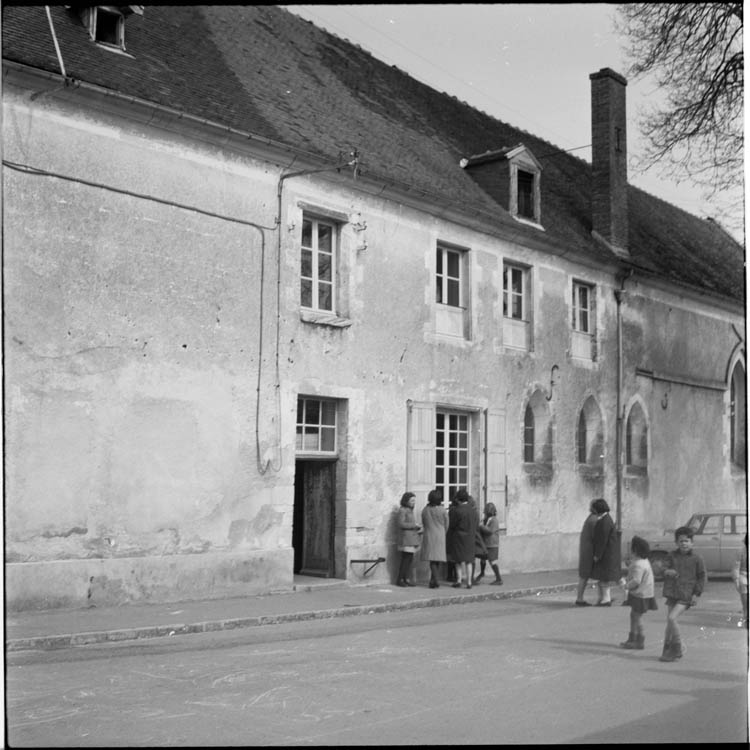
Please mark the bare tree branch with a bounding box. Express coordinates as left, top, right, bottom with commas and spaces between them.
616, 2, 743, 200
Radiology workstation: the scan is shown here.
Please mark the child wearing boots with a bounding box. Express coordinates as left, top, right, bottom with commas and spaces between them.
618, 536, 657, 650
472, 502, 503, 586
659, 525, 707, 662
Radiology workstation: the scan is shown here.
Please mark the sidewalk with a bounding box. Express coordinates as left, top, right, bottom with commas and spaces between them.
5, 569, 579, 652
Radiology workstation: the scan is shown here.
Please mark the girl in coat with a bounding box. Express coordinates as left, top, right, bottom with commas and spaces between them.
446, 488, 477, 589
473, 502, 503, 585
396, 492, 421, 586
618, 535, 658, 650
421, 488, 448, 588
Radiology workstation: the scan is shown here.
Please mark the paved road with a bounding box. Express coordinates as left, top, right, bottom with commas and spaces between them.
6, 582, 747, 746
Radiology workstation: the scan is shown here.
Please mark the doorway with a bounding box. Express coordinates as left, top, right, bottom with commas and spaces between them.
293, 460, 336, 577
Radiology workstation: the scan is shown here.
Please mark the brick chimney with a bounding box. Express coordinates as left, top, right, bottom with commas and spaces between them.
590, 68, 628, 256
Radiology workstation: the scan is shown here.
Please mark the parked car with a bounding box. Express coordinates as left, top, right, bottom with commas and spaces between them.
647, 509, 747, 579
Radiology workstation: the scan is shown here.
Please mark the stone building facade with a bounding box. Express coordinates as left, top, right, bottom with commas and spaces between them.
3, 6, 745, 610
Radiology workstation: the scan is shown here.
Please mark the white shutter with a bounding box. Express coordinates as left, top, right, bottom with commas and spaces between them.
407, 401, 435, 507
486, 408, 507, 527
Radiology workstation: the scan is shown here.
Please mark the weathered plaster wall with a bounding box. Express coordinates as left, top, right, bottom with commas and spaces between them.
618, 283, 745, 541
4, 90, 292, 609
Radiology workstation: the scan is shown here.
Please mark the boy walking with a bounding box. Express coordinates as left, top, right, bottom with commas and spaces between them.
659, 525, 707, 662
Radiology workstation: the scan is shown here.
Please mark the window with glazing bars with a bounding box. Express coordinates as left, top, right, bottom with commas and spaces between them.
572, 281, 593, 333
301, 216, 335, 312
436, 245, 462, 308
503, 265, 526, 320
296, 397, 337, 453
435, 411, 469, 500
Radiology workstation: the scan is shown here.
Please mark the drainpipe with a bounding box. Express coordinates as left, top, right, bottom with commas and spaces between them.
45, 6, 67, 78
613, 270, 632, 532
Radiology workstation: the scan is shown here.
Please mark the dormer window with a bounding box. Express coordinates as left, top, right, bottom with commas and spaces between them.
460, 144, 543, 228
517, 169, 535, 219
508, 149, 542, 225
79, 6, 142, 51
95, 8, 123, 46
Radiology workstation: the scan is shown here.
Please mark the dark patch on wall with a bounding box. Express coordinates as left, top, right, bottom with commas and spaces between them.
41, 526, 88, 538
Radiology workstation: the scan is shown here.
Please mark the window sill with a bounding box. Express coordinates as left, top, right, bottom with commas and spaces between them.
512, 215, 545, 232
300, 310, 353, 328
424, 331, 472, 347
577, 464, 604, 479
522, 462, 553, 481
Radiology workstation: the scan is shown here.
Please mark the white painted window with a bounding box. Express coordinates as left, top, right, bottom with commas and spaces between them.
572, 281, 593, 333
571, 280, 596, 360
435, 244, 470, 339
435, 410, 470, 501
301, 215, 336, 313
503, 263, 531, 350
407, 402, 506, 527
296, 397, 337, 454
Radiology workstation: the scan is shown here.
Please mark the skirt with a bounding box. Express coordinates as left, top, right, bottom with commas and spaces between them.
627, 593, 658, 613
484, 546, 499, 562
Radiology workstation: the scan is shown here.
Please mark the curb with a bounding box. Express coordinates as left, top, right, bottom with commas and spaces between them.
6, 582, 577, 652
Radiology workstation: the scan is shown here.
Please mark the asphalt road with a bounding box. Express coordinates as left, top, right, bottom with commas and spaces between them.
5, 581, 747, 746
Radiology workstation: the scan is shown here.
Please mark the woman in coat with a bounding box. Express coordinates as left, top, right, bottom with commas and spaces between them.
396, 491, 421, 586
575, 500, 599, 606
446, 488, 477, 589
590, 497, 621, 605
421, 488, 448, 588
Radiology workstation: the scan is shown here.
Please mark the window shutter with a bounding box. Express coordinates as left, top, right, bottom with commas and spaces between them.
486, 408, 507, 527
407, 401, 435, 507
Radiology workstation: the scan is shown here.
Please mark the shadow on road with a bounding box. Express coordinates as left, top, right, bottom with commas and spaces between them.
567, 682, 747, 744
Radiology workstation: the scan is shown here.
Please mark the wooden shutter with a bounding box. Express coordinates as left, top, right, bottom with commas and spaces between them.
486, 408, 507, 527
407, 401, 435, 507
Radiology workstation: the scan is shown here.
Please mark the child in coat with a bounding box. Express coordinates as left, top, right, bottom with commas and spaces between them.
659, 525, 707, 662
618, 535, 658, 650
473, 502, 503, 585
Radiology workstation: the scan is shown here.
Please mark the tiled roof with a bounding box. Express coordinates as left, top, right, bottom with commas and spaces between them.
2, 4, 744, 302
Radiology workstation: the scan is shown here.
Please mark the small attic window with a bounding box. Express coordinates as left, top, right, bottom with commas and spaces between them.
80, 6, 141, 51
460, 144, 543, 229
510, 158, 541, 226
517, 170, 535, 219
95, 8, 122, 45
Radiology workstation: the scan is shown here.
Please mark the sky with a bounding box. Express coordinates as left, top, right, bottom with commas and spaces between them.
285, 3, 745, 242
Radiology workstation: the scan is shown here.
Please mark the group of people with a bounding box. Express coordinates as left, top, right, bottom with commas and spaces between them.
576, 496, 748, 662
397, 491, 747, 664
395, 488, 503, 589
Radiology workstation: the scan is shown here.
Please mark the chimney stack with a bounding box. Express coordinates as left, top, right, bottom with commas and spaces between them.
590, 68, 628, 256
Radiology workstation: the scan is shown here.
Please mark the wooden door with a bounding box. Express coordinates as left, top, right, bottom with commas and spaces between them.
296, 461, 335, 577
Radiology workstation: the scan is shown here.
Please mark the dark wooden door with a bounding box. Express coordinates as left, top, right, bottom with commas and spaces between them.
295, 461, 335, 577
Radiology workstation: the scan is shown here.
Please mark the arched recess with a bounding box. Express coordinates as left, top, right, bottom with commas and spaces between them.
523, 388, 553, 465
624, 397, 649, 475
728, 351, 746, 471
577, 395, 604, 467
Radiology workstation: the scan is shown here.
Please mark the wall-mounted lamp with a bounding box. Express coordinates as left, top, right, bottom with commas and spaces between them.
546, 364, 560, 401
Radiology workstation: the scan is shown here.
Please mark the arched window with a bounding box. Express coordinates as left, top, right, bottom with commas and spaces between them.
625, 402, 648, 474
577, 396, 603, 466
523, 390, 552, 465
730, 361, 746, 470
524, 404, 534, 462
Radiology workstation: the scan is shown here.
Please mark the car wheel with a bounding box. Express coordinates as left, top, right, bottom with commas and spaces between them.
649, 552, 669, 580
